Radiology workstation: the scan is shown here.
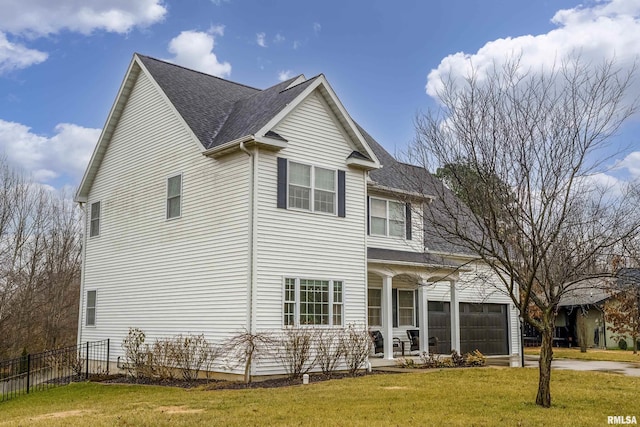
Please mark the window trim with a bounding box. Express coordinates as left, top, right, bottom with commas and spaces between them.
369, 197, 406, 238
166, 173, 183, 220
287, 160, 337, 216
86, 289, 97, 327
89, 201, 101, 238
367, 287, 382, 327
282, 277, 344, 327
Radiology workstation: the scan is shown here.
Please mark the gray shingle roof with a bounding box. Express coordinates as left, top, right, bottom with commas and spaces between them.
138, 54, 318, 150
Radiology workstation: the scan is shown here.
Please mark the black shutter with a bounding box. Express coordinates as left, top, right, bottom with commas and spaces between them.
392, 289, 398, 328
366, 196, 370, 235
338, 170, 346, 217
277, 157, 287, 209
405, 202, 412, 240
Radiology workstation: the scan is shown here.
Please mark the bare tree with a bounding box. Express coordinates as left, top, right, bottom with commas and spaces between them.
0, 158, 81, 359
408, 55, 640, 407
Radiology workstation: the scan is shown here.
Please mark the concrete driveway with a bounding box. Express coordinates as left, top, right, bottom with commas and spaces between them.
524, 355, 640, 377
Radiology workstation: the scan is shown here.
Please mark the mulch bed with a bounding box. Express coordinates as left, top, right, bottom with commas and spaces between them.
94, 371, 386, 390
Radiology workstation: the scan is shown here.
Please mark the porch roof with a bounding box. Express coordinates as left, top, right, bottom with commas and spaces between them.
367, 248, 463, 270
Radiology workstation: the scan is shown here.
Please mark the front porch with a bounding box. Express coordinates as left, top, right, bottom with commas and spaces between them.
366, 252, 519, 364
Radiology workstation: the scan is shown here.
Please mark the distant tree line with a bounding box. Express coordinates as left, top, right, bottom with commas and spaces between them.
0, 158, 81, 360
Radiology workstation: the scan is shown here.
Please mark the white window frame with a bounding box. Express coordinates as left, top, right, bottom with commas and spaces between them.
287, 161, 337, 215
369, 197, 405, 238
367, 287, 382, 327
397, 289, 415, 327
166, 173, 183, 220
282, 277, 344, 327
86, 290, 97, 327
89, 201, 101, 238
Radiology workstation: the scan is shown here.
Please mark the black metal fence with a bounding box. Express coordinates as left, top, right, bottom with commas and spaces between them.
0, 339, 110, 403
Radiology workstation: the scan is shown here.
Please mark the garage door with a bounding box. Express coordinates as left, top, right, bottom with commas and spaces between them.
460, 303, 508, 355
427, 301, 451, 354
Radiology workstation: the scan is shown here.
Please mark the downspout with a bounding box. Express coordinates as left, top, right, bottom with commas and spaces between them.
239, 141, 258, 337
76, 202, 88, 346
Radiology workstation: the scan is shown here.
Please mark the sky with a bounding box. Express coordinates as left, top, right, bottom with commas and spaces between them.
0, 0, 639, 190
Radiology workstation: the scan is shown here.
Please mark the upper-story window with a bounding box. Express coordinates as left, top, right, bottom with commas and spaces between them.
166, 174, 182, 219
90, 201, 101, 237
277, 157, 346, 217
288, 161, 336, 214
370, 197, 406, 238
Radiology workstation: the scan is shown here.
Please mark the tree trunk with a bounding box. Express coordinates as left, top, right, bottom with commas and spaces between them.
536, 326, 554, 407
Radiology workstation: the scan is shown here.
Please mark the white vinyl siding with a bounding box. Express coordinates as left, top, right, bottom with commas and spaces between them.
86, 290, 96, 326
255, 90, 368, 375
288, 161, 336, 214
90, 201, 101, 237
79, 69, 250, 373
166, 174, 182, 219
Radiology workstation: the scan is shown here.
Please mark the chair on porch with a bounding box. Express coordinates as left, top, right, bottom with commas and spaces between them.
406, 329, 439, 354
369, 330, 404, 356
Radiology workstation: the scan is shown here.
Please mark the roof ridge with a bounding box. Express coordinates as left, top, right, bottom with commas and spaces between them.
135, 53, 261, 92
279, 74, 321, 93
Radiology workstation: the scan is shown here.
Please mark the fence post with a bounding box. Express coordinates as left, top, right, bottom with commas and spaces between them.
26, 354, 31, 394
106, 339, 110, 375
85, 342, 89, 380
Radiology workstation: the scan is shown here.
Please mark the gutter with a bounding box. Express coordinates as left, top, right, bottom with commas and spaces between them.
239, 141, 258, 339
203, 135, 254, 157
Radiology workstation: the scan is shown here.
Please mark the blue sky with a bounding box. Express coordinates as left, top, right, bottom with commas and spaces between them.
0, 0, 639, 190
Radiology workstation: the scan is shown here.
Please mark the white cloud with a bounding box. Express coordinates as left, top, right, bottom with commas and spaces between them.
278, 70, 293, 82
0, 119, 100, 184
209, 24, 225, 36
426, 0, 640, 98
167, 30, 231, 77
313, 22, 321, 35
293, 40, 302, 50
0, 0, 166, 73
256, 32, 267, 47
273, 33, 285, 44
0, 32, 47, 73
210, 0, 230, 5
0, 0, 167, 36
614, 151, 640, 179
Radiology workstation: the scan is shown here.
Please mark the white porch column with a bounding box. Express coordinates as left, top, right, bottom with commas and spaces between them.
418, 284, 429, 354
381, 275, 394, 360
450, 280, 460, 352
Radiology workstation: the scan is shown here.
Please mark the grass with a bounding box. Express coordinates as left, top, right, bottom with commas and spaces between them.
525, 346, 640, 363
1, 368, 639, 426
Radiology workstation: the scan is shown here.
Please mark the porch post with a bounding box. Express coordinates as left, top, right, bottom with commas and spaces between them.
450, 280, 460, 352
381, 275, 394, 360
418, 284, 429, 354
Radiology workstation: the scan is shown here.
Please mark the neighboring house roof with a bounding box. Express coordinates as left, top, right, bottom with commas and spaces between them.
558, 279, 615, 307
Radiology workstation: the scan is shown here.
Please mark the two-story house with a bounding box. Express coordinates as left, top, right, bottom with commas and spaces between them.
75, 54, 520, 376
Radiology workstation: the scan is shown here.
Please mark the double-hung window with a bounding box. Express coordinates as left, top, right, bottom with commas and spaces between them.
367, 288, 382, 327
90, 201, 100, 237
288, 161, 336, 214
283, 278, 343, 326
167, 174, 182, 219
370, 197, 406, 238
86, 290, 96, 326
398, 290, 415, 326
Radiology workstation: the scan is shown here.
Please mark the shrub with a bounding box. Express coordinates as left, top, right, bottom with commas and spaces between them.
121, 328, 153, 379
464, 350, 486, 367
420, 352, 443, 368
150, 338, 177, 380
618, 338, 628, 350
172, 334, 212, 381
276, 327, 315, 380
395, 357, 416, 368
223, 329, 274, 383
314, 329, 344, 377
341, 324, 371, 376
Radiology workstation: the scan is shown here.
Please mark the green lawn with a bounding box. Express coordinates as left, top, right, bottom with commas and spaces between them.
525, 347, 640, 363
1, 368, 639, 426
